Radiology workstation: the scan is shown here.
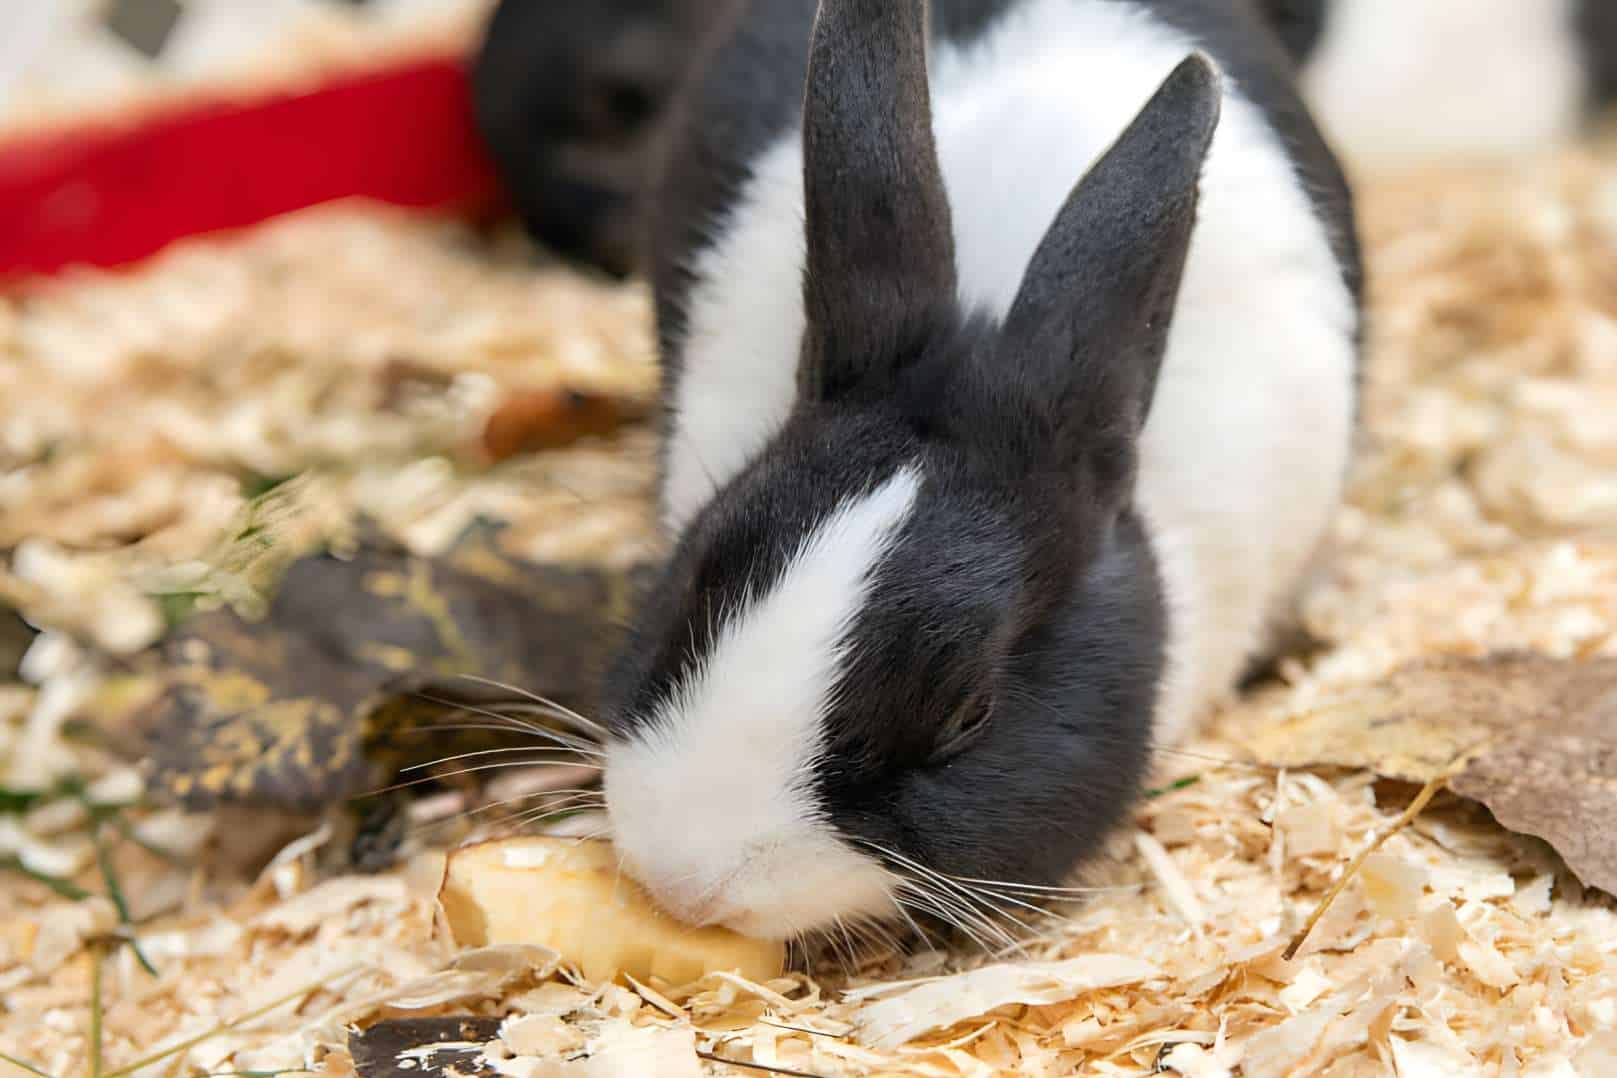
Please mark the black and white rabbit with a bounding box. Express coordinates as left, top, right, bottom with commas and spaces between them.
598, 0, 1361, 939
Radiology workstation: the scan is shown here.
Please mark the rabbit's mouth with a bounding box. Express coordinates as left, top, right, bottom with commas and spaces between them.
607, 798, 900, 941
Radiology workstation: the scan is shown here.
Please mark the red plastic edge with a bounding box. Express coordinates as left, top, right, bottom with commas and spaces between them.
0, 55, 502, 283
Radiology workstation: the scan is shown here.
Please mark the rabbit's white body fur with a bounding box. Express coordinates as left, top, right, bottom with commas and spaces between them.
662, 0, 1356, 766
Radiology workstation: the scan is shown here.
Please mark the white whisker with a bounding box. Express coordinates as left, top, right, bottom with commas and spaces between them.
857, 839, 1032, 954
410, 786, 602, 836
896, 877, 1016, 953
491, 795, 609, 835
946, 874, 1133, 897
401, 745, 603, 773
889, 895, 934, 949
453, 675, 609, 736
368, 759, 602, 797
409, 695, 554, 738
416, 695, 601, 751
862, 841, 1022, 946
398, 720, 564, 740
895, 887, 994, 955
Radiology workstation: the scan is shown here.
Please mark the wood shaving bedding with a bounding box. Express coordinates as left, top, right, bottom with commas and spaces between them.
0, 206, 659, 658
5, 127, 1617, 1078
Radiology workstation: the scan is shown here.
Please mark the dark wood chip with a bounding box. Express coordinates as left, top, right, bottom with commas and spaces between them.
350, 1017, 504, 1078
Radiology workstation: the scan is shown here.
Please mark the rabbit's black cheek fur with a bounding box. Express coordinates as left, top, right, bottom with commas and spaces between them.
815, 510, 1167, 890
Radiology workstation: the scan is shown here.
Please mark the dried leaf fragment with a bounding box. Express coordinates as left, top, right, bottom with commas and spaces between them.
1242, 655, 1617, 896
140, 530, 653, 810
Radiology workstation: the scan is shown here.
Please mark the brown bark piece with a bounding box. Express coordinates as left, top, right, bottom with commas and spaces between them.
482, 388, 647, 462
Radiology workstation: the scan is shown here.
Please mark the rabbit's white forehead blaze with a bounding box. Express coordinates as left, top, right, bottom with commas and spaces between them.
605, 468, 922, 937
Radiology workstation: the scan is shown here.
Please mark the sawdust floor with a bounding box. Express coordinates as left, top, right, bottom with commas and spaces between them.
5, 136, 1617, 1077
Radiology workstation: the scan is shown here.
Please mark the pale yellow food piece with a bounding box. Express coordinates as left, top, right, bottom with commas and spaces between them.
437, 837, 785, 985
0, 918, 39, 964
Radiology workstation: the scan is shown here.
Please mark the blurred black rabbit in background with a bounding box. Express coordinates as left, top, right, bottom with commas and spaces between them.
470, 0, 730, 277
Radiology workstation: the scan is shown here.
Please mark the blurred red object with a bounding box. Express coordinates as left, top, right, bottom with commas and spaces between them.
0, 55, 501, 283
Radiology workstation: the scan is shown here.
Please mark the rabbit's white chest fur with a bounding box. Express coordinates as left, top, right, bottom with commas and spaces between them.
664, 0, 1357, 747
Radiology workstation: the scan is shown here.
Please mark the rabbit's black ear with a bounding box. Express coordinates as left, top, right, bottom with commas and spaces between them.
998, 54, 1221, 494
800, 0, 957, 400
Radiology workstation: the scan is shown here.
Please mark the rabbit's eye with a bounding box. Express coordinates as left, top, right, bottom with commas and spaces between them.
583, 77, 657, 140
932, 694, 992, 762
